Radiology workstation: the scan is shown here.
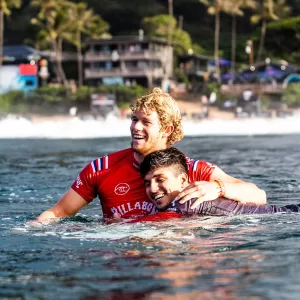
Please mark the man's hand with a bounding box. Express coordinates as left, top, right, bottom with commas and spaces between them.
175, 166, 267, 207
25, 217, 61, 227
25, 220, 45, 227
30, 189, 88, 224
174, 181, 219, 209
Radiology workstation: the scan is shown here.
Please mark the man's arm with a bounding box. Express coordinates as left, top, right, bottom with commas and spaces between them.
210, 167, 266, 204
35, 188, 89, 223
175, 166, 267, 209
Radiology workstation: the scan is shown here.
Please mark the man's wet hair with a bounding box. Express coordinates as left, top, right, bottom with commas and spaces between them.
131, 87, 183, 147
140, 147, 188, 178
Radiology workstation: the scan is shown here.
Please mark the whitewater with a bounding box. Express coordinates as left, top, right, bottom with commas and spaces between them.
1, 112, 300, 138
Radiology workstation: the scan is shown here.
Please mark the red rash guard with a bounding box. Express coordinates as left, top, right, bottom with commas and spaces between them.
71, 148, 215, 219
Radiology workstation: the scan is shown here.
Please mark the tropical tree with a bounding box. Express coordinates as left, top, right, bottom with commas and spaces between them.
0, 0, 21, 66
200, 0, 235, 83
225, 0, 256, 75
251, 0, 290, 62
143, 14, 193, 55
31, 0, 73, 86
65, 2, 109, 87
267, 16, 300, 63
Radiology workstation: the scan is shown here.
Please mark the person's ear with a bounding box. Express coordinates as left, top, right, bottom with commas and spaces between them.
180, 173, 188, 188
162, 125, 174, 138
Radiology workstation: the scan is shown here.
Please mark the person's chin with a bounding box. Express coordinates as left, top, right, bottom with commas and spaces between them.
156, 201, 169, 210
131, 141, 138, 150
131, 145, 143, 154
131, 143, 147, 155
131, 140, 142, 148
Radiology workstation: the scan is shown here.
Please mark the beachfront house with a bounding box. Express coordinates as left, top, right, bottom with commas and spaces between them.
177, 53, 213, 94
84, 35, 173, 88
178, 53, 212, 81
0, 45, 51, 94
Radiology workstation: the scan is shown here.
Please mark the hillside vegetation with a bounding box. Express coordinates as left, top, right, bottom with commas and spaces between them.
3, 0, 300, 66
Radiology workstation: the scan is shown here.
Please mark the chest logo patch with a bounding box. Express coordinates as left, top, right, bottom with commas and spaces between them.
114, 183, 130, 195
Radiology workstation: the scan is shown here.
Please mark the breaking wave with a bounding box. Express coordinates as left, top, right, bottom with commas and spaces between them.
1, 113, 300, 138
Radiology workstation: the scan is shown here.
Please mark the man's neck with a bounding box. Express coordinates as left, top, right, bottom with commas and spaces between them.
133, 151, 145, 165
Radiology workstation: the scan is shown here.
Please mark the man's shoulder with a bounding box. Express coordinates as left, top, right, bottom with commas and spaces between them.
185, 156, 215, 170
185, 156, 216, 182
89, 148, 133, 173
108, 148, 133, 160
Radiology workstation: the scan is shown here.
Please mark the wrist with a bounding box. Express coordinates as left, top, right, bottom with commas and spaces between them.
214, 179, 226, 198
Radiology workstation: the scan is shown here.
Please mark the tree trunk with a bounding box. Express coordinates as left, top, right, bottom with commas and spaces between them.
52, 40, 63, 84
214, 10, 220, 83
168, 0, 173, 47
76, 29, 83, 87
57, 37, 68, 88
256, 18, 267, 63
231, 14, 236, 79
0, 7, 4, 68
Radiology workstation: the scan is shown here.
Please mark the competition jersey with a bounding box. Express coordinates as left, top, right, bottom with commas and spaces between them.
71, 148, 216, 219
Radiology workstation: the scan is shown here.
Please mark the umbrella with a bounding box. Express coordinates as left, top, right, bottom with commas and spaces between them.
209, 58, 232, 67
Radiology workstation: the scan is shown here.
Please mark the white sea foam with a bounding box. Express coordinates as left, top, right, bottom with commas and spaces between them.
15, 216, 258, 242
14, 214, 299, 243
1, 113, 300, 138
19, 221, 193, 241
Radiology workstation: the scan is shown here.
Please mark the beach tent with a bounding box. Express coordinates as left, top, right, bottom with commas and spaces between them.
283, 74, 300, 87
2, 45, 45, 62
240, 61, 297, 83
209, 58, 232, 67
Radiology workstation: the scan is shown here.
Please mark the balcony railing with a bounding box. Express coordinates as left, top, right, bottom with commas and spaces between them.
84, 67, 164, 79
184, 66, 209, 75
221, 83, 285, 95
84, 50, 167, 62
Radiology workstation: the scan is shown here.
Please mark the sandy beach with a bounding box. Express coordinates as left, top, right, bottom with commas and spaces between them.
176, 100, 235, 120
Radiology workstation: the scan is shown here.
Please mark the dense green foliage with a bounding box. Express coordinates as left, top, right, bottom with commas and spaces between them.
2, 0, 300, 65
281, 84, 300, 107
266, 16, 300, 62
1, 0, 300, 113
0, 85, 147, 114
143, 14, 193, 55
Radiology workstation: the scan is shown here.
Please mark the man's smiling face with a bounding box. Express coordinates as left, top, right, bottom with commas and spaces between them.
130, 108, 170, 158
144, 166, 187, 210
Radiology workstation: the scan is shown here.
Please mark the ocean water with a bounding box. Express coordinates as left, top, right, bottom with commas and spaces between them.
1, 121, 300, 299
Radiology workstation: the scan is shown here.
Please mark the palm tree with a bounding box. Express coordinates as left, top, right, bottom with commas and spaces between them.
0, 0, 21, 66
200, 0, 234, 83
251, 0, 290, 62
31, 0, 72, 86
226, 0, 256, 76
143, 14, 192, 55
65, 2, 109, 87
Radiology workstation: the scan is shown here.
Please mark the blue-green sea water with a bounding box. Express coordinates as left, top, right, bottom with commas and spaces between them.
1, 135, 300, 299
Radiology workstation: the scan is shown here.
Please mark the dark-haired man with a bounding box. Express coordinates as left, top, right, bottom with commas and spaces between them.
134, 147, 300, 221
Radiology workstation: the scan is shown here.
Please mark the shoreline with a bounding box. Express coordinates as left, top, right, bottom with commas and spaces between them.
26, 102, 236, 124
1, 99, 299, 124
